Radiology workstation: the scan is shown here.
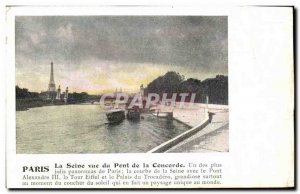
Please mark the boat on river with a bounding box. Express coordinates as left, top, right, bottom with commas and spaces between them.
126, 105, 141, 120
106, 109, 125, 123
150, 107, 173, 119
151, 111, 173, 119
127, 111, 140, 120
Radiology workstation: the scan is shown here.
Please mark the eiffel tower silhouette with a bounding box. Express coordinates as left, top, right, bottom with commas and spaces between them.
47, 62, 56, 100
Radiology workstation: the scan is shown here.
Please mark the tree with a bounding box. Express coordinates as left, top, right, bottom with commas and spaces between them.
145, 73, 228, 105
16, 85, 39, 99
146, 71, 185, 95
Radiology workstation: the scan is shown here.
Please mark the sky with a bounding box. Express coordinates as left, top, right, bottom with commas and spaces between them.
15, 16, 228, 94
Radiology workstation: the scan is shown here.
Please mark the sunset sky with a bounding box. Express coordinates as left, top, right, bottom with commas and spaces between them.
15, 16, 227, 94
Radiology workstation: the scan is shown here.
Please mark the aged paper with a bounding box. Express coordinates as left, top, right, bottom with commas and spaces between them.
5, 6, 294, 188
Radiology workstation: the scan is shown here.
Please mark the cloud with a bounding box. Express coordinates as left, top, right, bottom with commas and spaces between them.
15, 16, 228, 94
57, 23, 74, 40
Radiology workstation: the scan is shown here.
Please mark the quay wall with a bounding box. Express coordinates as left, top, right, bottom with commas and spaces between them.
147, 111, 212, 153
197, 103, 228, 110
160, 102, 228, 110
147, 103, 228, 153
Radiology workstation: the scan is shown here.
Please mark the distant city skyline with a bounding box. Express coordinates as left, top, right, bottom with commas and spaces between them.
15, 16, 228, 94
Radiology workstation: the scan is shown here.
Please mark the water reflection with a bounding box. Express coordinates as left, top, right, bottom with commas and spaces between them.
16, 104, 190, 154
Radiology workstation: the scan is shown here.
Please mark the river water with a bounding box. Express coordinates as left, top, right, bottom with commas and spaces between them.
16, 104, 190, 154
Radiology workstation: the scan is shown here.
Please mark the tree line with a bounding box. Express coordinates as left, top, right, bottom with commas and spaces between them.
16, 86, 98, 102
145, 71, 228, 105
16, 86, 39, 99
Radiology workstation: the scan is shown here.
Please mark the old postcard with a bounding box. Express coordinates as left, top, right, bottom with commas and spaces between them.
15, 15, 228, 154
5, 6, 294, 188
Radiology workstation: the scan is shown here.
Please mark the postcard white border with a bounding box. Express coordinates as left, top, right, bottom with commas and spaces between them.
6, 6, 294, 188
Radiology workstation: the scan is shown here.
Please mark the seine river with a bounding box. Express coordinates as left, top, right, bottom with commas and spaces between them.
16, 104, 190, 154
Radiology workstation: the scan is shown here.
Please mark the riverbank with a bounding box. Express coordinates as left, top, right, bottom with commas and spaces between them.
148, 103, 229, 153
16, 98, 94, 111
16, 98, 53, 111
167, 109, 229, 152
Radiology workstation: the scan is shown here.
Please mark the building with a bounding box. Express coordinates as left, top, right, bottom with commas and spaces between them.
140, 84, 144, 99
47, 62, 56, 100
55, 85, 69, 103
45, 62, 69, 102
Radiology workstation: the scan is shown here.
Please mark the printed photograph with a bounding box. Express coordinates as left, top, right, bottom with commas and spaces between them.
15, 16, 228, 154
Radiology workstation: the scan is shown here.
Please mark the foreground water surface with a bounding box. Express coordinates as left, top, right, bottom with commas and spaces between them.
16, 104, 190, 153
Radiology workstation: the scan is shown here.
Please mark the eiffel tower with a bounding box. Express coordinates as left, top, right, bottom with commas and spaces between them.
47, 62, 56, 100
